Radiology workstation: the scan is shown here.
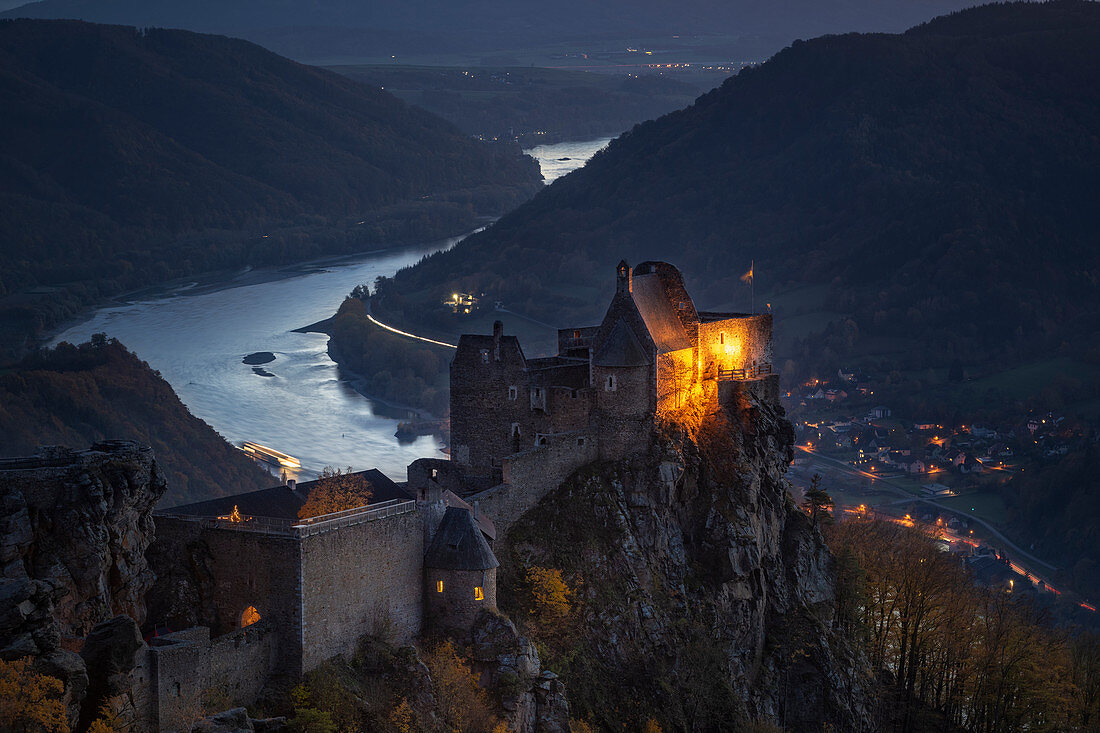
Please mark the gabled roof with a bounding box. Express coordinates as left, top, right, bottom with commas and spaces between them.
629, 272, 692, 353
593, 317, 650, 367
162, 469, 409, 519
442, 489, 497, 541
424, 507, 499, 571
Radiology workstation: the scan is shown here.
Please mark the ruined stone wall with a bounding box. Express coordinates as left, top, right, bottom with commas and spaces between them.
145, 621, 278, 733
151, 517, 300, 647
473, 432, 598, 533
299, 506, 424, 669
424, 567, 497, 634
697, 314, 772, 375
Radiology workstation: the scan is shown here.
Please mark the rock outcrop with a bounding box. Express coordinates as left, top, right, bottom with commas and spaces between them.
469, 611, 569, 732
0, 441, 166, 725
497, 383, 876, 731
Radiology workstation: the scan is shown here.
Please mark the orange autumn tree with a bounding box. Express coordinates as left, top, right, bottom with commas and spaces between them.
297, 466, 373, 520
0, 658, 69, 733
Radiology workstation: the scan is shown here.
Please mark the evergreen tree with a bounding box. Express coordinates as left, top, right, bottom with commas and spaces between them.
802, 473, 834, 529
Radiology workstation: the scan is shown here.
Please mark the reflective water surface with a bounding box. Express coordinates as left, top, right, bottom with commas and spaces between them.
52, 138, 611, 483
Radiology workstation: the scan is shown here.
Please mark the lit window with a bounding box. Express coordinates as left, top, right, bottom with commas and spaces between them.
480, 349, 489, 364
474, 586, 484, 601
436, 580, 444, 593
240, 605, 261, 628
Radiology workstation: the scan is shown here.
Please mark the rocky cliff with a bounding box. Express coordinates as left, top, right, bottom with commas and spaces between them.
496, 382, 875, 731
0, 441, 166, 726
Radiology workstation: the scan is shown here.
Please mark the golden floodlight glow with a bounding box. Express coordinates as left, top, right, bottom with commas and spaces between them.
241, 605, 261, 628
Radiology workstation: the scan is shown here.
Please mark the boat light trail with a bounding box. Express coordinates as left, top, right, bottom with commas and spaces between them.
367, 314, 457, 349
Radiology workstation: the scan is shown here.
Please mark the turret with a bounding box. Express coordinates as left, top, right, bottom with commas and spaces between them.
616, 259, 632, 294
424, 507, 498, 635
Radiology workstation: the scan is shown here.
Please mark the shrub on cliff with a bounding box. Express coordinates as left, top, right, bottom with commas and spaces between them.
421, 640, 501, 733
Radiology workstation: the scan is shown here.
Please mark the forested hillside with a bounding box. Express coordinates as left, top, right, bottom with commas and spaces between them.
0, 19, 540, 358
378, 1, 1100, 378
0, 337, 274, 506
330, 65, 705, 146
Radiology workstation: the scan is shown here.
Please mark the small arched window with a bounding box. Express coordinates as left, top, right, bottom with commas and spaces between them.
606, 375, 617, 391
474, 586, 485, 601
436, 580, 444, 593
719, 332, 725, 345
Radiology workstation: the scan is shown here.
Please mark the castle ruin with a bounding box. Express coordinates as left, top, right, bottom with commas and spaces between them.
131, 260, 774, 730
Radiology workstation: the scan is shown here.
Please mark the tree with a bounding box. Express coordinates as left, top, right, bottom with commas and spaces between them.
526, 566, 573, 632
0, 658, 70, 733
422, 640, 500, 733
802, 474, 834, 529
298, 466, 373, 519
388, 698, 415, 733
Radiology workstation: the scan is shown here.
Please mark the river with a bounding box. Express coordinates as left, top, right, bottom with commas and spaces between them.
51, 138, 609, 485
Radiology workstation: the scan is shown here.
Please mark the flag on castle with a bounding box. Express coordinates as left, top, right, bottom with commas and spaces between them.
740, 262, 754, 284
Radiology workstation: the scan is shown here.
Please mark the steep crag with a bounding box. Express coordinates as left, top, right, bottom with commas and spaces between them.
0, 440, 166, 725
497, 385, 874, 731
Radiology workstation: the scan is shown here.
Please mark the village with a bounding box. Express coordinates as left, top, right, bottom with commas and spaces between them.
782, 368, 1099, 619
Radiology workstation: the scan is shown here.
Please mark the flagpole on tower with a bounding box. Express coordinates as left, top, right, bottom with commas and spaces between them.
740, 260, 755, 315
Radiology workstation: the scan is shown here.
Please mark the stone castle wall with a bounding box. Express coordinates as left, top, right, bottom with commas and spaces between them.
152, 517, 301, 647
300, 505, 424, 668
544, 384, 593, 433
593, 363, 654, 461
472, 430, 599, 532
145, 621, 279, 733
698, 314, 772, 375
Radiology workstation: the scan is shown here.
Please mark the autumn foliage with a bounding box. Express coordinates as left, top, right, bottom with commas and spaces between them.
298, 467, 373, 520
0, 658, 69, 733
421, 640, 501, 733
828, 519, 1100, 732
525, 566, 574, 633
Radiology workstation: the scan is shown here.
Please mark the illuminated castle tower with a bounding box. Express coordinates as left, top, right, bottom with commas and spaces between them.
449, 260, 773, 478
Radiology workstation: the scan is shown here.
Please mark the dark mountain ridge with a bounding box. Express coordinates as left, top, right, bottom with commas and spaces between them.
378, 1, 1100, 376
0, 19, 540, 357
1, 0, 980, 61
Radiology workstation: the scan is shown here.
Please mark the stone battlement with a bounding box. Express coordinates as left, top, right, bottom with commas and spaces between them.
155, 497, 416, 537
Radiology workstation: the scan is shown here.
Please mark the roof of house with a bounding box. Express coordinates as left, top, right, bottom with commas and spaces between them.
630, 272, 692, 353
593, 317, 650, 367
162, 469, 409, 519
424, 506, 499, 571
